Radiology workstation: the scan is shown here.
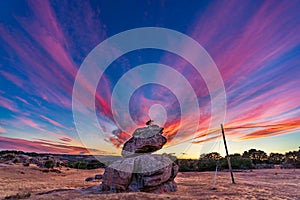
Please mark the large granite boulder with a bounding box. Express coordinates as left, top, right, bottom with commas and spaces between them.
102, 154, 178, 193
101, 123, 178, 193
122, 125, 167, 157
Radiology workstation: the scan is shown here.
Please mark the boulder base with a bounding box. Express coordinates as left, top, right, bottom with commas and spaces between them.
102, 154, 178, 193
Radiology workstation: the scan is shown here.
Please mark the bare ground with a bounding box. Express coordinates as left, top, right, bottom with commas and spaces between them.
0, 164, 299, 199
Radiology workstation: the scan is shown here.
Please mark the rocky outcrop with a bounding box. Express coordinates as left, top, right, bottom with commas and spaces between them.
101, 123, 178, 193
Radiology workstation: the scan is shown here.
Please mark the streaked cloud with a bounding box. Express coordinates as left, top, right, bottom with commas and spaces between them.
39, 115, 65, 129
0, 126, 6, 133
0, 136, 108, 155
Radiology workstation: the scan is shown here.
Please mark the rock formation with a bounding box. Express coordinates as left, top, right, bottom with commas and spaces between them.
122, 124, 167, 157
101, 123, 178, 193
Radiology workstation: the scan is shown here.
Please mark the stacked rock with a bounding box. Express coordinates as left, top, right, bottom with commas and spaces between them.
101, 122, 178, 193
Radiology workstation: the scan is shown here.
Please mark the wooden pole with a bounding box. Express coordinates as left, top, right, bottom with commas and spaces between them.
221, 124, 235, 184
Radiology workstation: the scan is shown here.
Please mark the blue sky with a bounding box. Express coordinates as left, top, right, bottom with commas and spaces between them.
0, 0, 299, 158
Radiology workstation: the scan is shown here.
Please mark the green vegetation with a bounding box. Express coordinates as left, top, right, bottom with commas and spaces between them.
75, 161, 88, 169
0, 148, 299, 171
64, 160, 106, 169
220, 154, 253, 170
86, 159, 106, 169
268, 153, 285, 164
242, 149, 268, 164
178, 159, 199, 172
44, 160, 55, 169
198, 152, 222, 171
285, 149, 300, 168
177, 147, 300, 172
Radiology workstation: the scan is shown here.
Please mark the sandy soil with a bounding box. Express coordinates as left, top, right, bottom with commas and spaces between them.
0, 164, 299, 199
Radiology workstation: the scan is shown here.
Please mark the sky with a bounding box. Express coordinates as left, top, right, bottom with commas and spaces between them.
0, 0, 299, 158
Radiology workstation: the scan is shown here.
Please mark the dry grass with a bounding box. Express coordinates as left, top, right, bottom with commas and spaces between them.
0, 164, 299, 199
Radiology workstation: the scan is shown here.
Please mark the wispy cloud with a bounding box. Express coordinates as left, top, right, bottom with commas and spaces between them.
15, 97, 30, 105
59, 137, 72, 143
39, 115, 65, 129
0, 136, 108, 155
0, 96, 19, 113
0, 126, 6, 133
0, 71, 24, 88
236, 118, 300, 140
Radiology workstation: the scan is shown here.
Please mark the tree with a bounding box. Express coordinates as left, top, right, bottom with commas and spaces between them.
198, 152, 222, 171
200, 152, 222, 160
242, 149, 268, 164
268, 153, 285, 164
178, 159, 199, 172
285, 150, 300, 168
221, 154, 253, 169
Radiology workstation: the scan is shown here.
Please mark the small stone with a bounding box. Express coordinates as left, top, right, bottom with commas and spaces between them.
85, 177, 94, 182
95, 174, 103, 180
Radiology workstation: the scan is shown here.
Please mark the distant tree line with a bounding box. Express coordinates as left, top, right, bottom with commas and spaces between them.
64, 159, 106, 169
0, 150, 106, 169
1, 148, 299, 171
176, 147, 300, 172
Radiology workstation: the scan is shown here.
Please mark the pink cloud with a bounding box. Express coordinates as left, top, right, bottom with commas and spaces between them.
0, 136, 108, 155
0, 126, 6, 133
39, 115, 65, 129
59, 137, 72, 143
0, 25, 72, 109
19, 117, 40, 129
15, 97, 30, 105
237, 118, 300, 140
0, 96, 19, 113
0, 71, 24, 88
0, 1, 107, 112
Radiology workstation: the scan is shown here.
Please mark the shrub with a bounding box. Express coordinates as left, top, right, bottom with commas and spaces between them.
268, 153, 285, 164
44, 160, 55, 169
74, 161, 88, 169
198, 152, 222, 171
2, 153, 16, 161
198, 159, 218, 171
5, 192, 30, 199
87, 160, 105, 169
284, 150, 300, 168
220, 156, 253, 170
178, 159, 199, 172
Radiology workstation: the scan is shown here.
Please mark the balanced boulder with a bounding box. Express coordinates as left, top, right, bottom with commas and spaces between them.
122, 127, 167, 157
101, 123, 178, 193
